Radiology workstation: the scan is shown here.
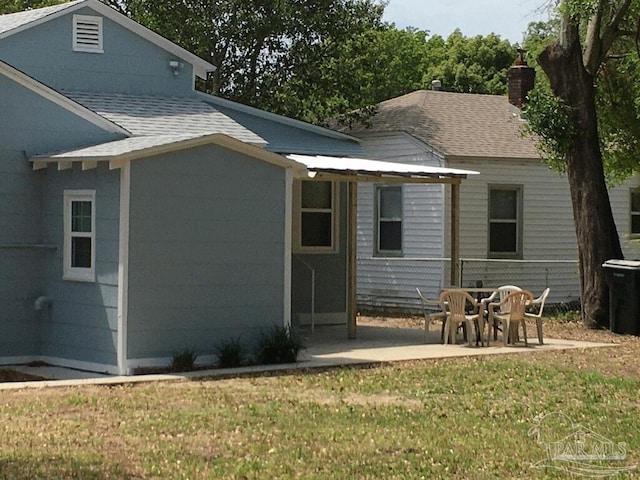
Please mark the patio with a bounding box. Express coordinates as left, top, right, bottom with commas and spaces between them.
298, 321, 614, 366
1, 320, 614, 389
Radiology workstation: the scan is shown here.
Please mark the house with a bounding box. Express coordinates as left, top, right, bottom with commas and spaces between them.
0, 0, 475, 374
332, 60, 640, 311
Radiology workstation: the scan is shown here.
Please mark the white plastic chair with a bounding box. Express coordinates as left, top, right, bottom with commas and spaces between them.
416, 287, 447, 343
487, 290, 533, 346
525, 287, 551, 344
439, 290, 480, 346
484, 285, 522, 340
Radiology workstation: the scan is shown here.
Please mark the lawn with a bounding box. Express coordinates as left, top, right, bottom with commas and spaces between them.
1, 319, 639, 479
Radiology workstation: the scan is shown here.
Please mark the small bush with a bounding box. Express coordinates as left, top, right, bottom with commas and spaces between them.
215, 337, 245, 368
170, 348, 197, 372
255, 326, 303, 365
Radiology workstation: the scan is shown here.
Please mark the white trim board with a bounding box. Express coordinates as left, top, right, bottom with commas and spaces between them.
117, 161, 131, 375
0, 60, 129, 136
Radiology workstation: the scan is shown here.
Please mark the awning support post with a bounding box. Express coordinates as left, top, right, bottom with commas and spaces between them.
347, 181, 358, 339
451, 181, 461, 286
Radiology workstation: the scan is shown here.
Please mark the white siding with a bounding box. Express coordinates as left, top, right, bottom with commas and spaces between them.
610, 176, 640, 259
355, 134, 640, 313
448, 158, 578, 260
357, 133, 447, 309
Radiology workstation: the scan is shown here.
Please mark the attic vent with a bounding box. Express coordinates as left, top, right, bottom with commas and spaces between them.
73, 15, 103, 53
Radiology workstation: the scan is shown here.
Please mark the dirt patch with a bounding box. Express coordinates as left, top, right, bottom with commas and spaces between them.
0, 369, 45, 383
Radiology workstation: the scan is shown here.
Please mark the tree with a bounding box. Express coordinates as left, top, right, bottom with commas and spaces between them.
106, 1, 518, 122
428, 29, 517, 94
104, 0, 386, 120
526, 0, 640, 327
0, 0, 63, 13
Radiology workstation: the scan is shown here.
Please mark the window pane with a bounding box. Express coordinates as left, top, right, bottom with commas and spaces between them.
379, 221, 402, 251
301, 212, 332, 247
71, 236, 92, 268
489, 223, 517, 253
490, 190, 517, 220
379, 188, 402, 218
632, 215, 640, 235
302, 182, 331, 209
632, 191, 640, 213
71, 201, 92, 232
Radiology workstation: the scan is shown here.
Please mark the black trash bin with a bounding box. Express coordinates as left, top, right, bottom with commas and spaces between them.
602, 259, 640, 335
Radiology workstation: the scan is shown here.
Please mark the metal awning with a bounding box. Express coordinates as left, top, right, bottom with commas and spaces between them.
286, 154, 478, 339
286, 154, 478, 182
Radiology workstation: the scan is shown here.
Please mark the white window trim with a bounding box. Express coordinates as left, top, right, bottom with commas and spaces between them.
63, 190, 96, 282
292, 180, 339, 254
488, 184, 523, 259
375, 185, 403, 256
73, 14, 104, 54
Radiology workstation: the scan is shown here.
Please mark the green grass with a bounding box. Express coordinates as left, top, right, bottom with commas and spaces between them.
1, 355, 639, 479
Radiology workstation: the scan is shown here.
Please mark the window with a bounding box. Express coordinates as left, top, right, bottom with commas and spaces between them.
376, 186, 402, 255
73, 15, 103, 53
293, 180, 338, 253
63, 190, 96, 282
488, 185, 522, 258
632, 189, 640, 236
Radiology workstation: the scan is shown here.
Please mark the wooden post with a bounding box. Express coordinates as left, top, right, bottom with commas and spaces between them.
347, 181, 358, 339
450, 181, 460, 286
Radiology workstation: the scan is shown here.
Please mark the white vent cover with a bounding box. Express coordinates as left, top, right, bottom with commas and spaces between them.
73, 15, 103, 53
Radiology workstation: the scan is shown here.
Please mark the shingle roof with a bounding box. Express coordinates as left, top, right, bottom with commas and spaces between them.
32, 132, 308, 173
34, 134, 206, 160
0, 1, 84, 36
66, 92, 266, 144
337, 90, 539, 159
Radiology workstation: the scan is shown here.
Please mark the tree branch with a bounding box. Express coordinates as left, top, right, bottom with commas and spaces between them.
584, 0, 633, 74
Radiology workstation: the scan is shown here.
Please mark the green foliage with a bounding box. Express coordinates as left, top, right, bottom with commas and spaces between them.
100, 0, 519, 123
215, 337, 246, 368
255, 326, 303, 365
595, 50, 640, 185
170, 347, 197, 372
522, 10, 640, 186
0, 0, 64, 13
427, 29, 517, 95
522, 86, 576, 174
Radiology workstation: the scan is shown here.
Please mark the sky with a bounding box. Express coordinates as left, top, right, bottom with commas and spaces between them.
382, 0, 552, 44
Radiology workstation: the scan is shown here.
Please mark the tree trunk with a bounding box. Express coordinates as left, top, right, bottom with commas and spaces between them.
538, 25, 623, 328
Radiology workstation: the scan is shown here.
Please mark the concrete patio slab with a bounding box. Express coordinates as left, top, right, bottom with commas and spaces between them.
1, 324, 616, 390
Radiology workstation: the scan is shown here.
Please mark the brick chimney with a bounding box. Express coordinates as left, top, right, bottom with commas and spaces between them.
508, 49, 535, 108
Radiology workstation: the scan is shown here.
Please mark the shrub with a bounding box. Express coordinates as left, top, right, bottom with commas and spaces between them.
215, 337, 245, 368
255, 326, 303, 365
170, 348, 197, 372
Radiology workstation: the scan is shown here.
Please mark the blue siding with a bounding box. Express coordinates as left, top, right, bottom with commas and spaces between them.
0, 73, 121, 361
207, 102, 364, 156
0, 6, 195, 96
127, 145, 287, 360
40, 163, 121, 367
